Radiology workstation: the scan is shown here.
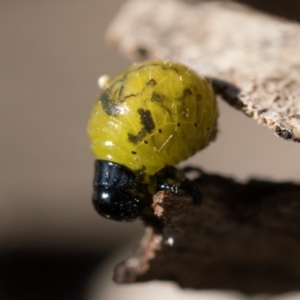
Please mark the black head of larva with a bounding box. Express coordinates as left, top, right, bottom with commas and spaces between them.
92, 160, 148, 221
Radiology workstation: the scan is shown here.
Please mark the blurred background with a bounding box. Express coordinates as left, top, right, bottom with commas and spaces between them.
1, 0, 300, 299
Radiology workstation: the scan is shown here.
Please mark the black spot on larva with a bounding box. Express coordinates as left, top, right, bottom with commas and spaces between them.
290, 114, 300, 120
178, 88, 193, 103
128, 129, 146, 144
183, 88, 192, 96
138, 109, 155, 133
197, 94, 202, 101
131, 151, 137, 155
207, 127, 210, 131
177, 122, 181, 127
100, 89, 121, 116
151, 92, 165, 103
147, 79, 157, 86
121, 93, 138, 102
158, 128, 162, 133
144, 140, 148, 144
257, 108, 268, 115
194, 123, 198, 127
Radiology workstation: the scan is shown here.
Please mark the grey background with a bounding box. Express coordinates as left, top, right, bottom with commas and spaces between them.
0, 0, 299, 298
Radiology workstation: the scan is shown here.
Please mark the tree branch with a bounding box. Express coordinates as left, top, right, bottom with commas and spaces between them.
114, 171, 300, 294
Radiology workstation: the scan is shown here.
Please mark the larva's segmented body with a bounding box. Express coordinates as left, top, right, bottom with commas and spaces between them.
88, 61, 218, 221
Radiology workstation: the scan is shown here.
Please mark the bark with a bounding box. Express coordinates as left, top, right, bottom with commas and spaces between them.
113, 171, 300, 294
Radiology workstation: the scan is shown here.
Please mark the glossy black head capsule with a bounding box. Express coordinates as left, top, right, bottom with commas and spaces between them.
92, 160, 147, 221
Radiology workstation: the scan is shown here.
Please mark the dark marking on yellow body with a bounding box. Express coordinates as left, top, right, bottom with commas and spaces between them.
138, 109, 155, 133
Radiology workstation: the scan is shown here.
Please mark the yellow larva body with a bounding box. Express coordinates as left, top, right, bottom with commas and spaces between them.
88, 61, 218, 181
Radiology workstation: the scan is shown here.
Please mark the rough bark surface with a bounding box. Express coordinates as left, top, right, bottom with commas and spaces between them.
107, 0, 300, 143
114, 171, 300, 294
206, 0, 300, 23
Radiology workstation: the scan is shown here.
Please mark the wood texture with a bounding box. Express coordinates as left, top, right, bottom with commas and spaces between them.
114, 171, 300, 294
